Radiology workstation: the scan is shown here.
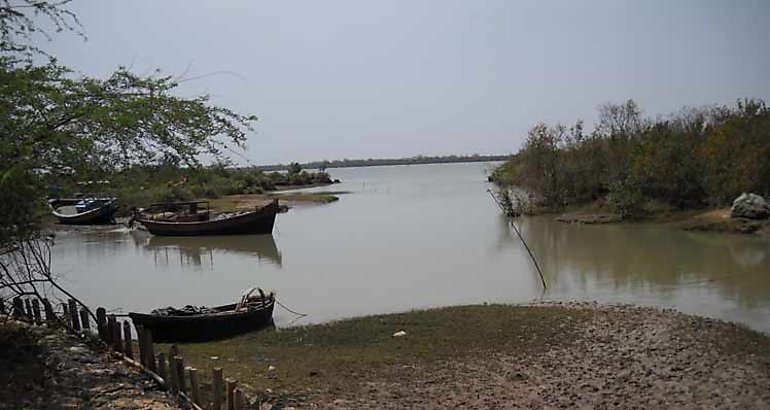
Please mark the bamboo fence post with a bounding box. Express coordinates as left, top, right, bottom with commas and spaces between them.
212, 368, 224, 410
13, 297, 24, 318
226, 379, 236, 410
42, 299, 55, 324
122, 321, 133, 359
144, 329, 157, 373
79, 308, 91, 331
108, 315, 121, 351
156, 352, 167, 382
188, 367, 200, 405
0, 298, 5, 315
61, 302, 69, 320
174, 356, 186, 393
68, 299, 81, 331
167, 350, 179, 395
233, 388, 244, 410
96, 307, 108, 341
24, 299, 33, 320
31, 299, 42, 325
136, 327, 147, 366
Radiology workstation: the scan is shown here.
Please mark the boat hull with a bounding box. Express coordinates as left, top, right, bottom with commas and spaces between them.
136, 200, 278, 236
129, 301, 275, 343
48, 198, 118, 225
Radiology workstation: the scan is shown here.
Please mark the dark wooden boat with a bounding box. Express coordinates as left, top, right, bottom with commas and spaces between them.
134, 200, 278, 236
48, 197, 118, 225
129, 290, 275, 343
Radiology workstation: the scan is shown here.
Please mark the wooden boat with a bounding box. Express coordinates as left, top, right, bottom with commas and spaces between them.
134, 200, 278, 236
129, 289, 275, 343
48, 196, 118, 225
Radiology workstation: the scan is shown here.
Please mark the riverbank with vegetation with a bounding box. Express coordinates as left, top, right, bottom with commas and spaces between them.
164, 303, 770, 409
47, 164, 340, 216
491, 99, 770, 233
552, 201, 770, 235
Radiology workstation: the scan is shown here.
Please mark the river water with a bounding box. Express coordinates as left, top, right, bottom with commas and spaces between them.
52, 162, 770, 333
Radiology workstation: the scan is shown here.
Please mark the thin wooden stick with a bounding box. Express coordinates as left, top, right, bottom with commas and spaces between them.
488, 189, 547, 290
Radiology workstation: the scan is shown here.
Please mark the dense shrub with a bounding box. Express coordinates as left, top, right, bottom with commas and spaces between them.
493, 99, 770, 217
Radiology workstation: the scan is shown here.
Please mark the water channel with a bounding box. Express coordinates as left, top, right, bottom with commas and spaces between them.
52, 162, 770, 333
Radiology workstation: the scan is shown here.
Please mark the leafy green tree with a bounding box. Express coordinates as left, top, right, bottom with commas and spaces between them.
0, 1, 256, 247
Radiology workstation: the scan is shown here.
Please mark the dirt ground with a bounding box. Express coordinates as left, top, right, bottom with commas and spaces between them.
0, 319, 178, 410
305, 304, 770, 409
3, 303, 770, 409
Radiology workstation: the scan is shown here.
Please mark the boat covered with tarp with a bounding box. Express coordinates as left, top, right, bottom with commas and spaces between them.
129, 288, 275, 343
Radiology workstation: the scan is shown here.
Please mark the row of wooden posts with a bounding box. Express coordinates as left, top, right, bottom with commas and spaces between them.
1, 296, 252, 410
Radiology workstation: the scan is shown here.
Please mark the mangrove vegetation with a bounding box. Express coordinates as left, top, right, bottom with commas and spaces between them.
491, 99, 770, 218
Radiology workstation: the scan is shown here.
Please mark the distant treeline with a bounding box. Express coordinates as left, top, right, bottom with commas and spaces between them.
256, 154, 510, 171
491, 99, 770, 218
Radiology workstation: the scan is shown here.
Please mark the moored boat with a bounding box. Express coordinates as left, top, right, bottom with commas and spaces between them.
129, 288, 275, 343
134, 199, 278, 236
48, 196, 118, 225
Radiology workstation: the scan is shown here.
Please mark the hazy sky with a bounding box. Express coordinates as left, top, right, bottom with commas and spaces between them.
46, 0, 770, 165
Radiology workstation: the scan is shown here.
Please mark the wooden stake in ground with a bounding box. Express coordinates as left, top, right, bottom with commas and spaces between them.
226, 379, 237, 410
123, 322, 133, 359
79, 308, 90, 331
212, 368, 224, 410
188, 367, 200, 405
31, 299, 42, 325
68, 299, 81, 331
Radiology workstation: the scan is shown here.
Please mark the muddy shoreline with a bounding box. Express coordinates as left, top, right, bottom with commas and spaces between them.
4, 303, 770, 408
167, 303, 770, 409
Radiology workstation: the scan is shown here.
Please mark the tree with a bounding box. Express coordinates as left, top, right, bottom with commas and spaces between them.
1, 2, 256, 246
287, 162, 302, 175
1, 1, 257, 309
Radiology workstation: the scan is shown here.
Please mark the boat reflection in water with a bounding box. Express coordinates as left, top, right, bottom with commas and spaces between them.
138, 234, 282, 269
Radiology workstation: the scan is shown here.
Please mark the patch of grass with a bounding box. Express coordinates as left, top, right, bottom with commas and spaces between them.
163, 305, 586, 396
209, 192, 347, 211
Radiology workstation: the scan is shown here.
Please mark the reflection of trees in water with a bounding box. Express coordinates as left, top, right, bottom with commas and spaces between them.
514, 217, 770, 307
138, 234, 282, 270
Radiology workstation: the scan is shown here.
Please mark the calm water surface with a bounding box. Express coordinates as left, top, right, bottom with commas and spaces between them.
52, 163, 770, 332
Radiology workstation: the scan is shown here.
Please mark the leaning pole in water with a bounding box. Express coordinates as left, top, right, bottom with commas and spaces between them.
487, 189, 547, 291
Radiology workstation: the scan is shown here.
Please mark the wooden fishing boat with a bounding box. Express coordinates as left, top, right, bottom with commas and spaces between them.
134, 199, 278, 236
48, 197, 118, 225
129, 289, 275, 343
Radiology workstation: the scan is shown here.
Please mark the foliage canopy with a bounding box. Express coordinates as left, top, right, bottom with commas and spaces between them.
0, 0, 257, 246
492, 99, 770, 217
